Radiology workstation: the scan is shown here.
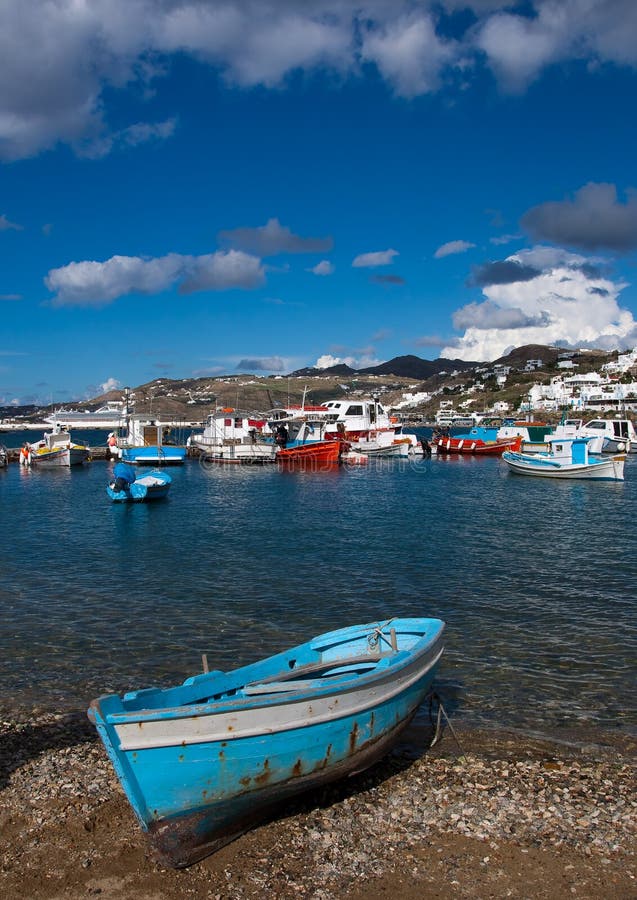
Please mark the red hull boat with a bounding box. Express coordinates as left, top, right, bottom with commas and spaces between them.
276, 440, 344, 466
434, 435, 522, 456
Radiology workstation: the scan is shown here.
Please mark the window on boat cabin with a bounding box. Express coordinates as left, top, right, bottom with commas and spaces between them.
613, 421, 629, 437
587, 421, 605, 430
225, 418, 232, 426
235, 418, 242, 428
345, 405, 364, 416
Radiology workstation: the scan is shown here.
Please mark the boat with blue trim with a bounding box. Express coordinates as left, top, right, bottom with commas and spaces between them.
107, 462, 172, 501
88, 616, 445, 867
502, 436, 625, 480
115, 415, 186, 465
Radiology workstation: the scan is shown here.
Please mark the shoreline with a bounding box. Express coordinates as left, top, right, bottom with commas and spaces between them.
1, 711, 635, 899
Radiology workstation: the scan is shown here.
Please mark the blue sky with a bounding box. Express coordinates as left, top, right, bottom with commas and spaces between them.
2, 1, 637, 405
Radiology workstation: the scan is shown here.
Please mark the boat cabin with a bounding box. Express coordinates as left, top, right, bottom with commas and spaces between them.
193, 410, 266, 448
546, 436, 593, 464
582, 418, 636, 440
266, 414, 328, 447
118, 416, 175, 448
43, 427, 72, 450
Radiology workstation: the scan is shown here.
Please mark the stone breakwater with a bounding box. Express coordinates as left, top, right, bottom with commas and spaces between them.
0, 712, 635, 899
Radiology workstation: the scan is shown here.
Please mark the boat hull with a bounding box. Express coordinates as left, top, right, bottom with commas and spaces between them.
120, 446, 186, 466
602, 436, 633, 454
89, 618, 444, 868
502, 450, 625, 480
276, 440, 343, 466
32, 446, 90, 467
351, 441, 410, 458
198, 441, 275, 464
434, 436, 521, 455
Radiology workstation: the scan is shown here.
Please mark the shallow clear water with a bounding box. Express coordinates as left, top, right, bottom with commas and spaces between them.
1, 429, 635, 740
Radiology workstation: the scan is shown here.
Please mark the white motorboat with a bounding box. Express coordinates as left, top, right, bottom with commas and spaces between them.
502, 436, 625, 481
29, 425, 91, 467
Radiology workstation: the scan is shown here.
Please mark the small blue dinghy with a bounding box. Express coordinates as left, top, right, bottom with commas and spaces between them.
107, 462, 172, 502
88, 616, 445, 867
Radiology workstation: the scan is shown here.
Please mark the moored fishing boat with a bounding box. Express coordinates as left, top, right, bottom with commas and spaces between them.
320, 396, 419, 453
269, 413, 348, 467
502, 436, 625, 480
574, 417, 637, 453
88, 616, 445, 868
116, 415, 186, 465
0, 443, 7, 468
107, 462, 172, 501
188, 409, 274, 464
351, 439, 410, 458
434, 434, 522, 455
276, 438, 344, 466
29, 424, 90, 467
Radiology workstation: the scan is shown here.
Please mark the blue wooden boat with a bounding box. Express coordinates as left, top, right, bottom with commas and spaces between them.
116, 415, 186, 465
107, 462, 172, 501
88, 616, 445, 867
502, 436, 625, 480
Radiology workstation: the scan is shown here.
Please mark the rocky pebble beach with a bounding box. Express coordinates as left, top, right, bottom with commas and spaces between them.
1, 710, 635, 899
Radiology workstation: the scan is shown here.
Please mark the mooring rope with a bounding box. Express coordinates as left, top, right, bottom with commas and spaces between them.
428, 691, 465, 758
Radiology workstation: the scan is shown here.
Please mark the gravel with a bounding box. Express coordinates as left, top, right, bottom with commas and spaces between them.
1, 710, 635, 899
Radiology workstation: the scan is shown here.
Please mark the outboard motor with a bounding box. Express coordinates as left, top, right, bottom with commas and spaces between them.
110, 462, 136, 492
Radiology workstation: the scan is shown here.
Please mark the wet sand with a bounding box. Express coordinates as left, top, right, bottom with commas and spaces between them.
1, 709, 635, 899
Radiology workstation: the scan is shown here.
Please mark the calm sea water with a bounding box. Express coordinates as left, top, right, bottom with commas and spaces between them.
1, 428, 635, 741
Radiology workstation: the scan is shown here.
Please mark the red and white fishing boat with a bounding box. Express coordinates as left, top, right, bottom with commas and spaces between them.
188, 409, 274, 464
276, 440, 344, 467
434, 435, 522, 456
278, 394, 419, 455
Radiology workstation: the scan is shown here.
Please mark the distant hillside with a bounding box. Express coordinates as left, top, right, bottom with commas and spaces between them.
290, 363, 356, 377
493, 344, 559, 367
359, 354, 479, 378
2, 343, 625, 425
290, 354, 480, 380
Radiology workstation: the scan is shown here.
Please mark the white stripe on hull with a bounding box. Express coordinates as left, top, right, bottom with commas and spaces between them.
504, 457, 624, 479
114, 647, 443, 751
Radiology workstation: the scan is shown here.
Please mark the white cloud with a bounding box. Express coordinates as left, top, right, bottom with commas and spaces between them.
474, 7, 566, 93
315, 354, 349, 369
352, 248, 398, 268
521, 182, 637, 252
474, 1, 637, 92
490, 233, 521, 245
78, 118, 179, 159
307, 260, 334, 275
220, 217, 332, 256
0, 213, 23, 231
46, 249, 265, 306
180, 249, 265, 294
314, 351, 383, 369
236, 356, 285, 372
434, 240, 475, 258
3, 3, 637, 159
442, 246, 637, 361
361, 12, 455, 97
100, 377, 121, 393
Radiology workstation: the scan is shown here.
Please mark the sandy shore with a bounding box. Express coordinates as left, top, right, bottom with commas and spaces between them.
1, 709, 635, 899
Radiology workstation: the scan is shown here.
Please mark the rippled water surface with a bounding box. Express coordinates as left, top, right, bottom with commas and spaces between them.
1, 429, 635, 739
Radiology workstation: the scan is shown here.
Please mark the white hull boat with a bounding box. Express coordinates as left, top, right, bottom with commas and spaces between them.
30, 425, 90, 467
502, 436, 625, 481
